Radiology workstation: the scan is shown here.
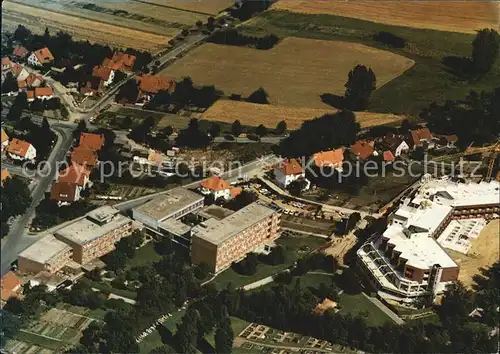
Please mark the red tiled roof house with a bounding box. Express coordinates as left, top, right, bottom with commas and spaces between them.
50, 181, 82, 205
7, 138, 36, 161
351, 140, 375, 160
313, 148, 345, 171
199, 175, 242, 201
92, 65, 115, 87
12, 45, 29, 59
1, 129, 9, 152
136, 74, 176, 103
409, 128, 434, 149
103, 52, 136, 72
273, 158, 305, 188
28, 47, 54, 67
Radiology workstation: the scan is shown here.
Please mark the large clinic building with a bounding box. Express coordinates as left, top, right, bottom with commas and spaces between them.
357, 176, 499, 304
18, 234, 73, 274
191, 203, 281, 273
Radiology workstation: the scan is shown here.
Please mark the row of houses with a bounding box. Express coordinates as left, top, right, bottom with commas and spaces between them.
274, 128, 457, 188
1, 128, 37, 162
49, 132, 105, 204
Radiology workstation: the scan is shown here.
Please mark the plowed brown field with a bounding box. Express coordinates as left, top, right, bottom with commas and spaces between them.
202, 100, 404, 129
161, 37, 414, 108
274, 0, 499, 34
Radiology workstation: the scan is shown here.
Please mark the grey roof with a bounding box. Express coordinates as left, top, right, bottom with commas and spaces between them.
18, 234, 71, 264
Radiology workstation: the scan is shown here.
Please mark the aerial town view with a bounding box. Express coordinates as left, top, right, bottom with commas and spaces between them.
0, 0, 499, 353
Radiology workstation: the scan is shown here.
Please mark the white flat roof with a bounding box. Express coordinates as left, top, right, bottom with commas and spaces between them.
18, 234, 71, 264
133, 187, 203, 221
383, 224, 457, 269
420, 179, 500, 207
55, 213, 132, 245
192, 203, 275, 246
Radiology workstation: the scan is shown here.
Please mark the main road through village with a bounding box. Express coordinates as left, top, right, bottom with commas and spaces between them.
0, 31, 214, 276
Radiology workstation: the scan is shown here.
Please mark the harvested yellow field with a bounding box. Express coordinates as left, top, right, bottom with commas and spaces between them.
446, 219, 500, 288
142, 0, 235, 15
274, 0, 499, 34
2, 1, 173, 52
202, 100, 404, 129
161, 37, 414, 108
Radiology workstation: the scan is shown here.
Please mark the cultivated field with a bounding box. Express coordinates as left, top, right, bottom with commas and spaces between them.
143, 0, 235, 15
446, 219, 500, 288
202, 100, 404, 129
2, 1, 173, 52
274, 0, 499, 34
160, 37, 414, 108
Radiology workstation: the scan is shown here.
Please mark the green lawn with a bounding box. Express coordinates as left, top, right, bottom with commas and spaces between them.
212, 234, 327, 289
337, 293, 392, 326
14, 330, 63, 350
206, 317, 251, 347
128, 242, 163, 269
139, 330, 165, 354
240, 10, 500, 115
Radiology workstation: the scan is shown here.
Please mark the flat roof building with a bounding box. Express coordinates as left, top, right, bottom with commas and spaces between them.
132, 187, 204, 231
18, 234, 73, 274
55, 206, 134, 264
191, 202, 281, 273
357, 176, 500, 305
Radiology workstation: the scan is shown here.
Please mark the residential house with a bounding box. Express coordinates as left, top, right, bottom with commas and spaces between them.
351, 140, 375, 160
18, 73, 45, 90
50, 181, 82, 204
1, 57, 12, 71
11, 63, 29, 82
199, 175, 242, 201
70, 146, 99, 168
58, 163, 91, 189
92, 65, 115, 87
79, 76, 102, 96
79, 132, 105, 152
27, 47, 54, 67
313, 148, 345, 171
409, 128, 434, 150
434, 134, 458, 149
1, 168, 11, 186
27, 87, 54, 101
273, 158, 305, 188
136, 74, 176, 102
1, 271, 21, 303
378, 133, 410, 157
12, 45, 29, 60
1, 129, 9, 152
103, 52, 136, 72
7, 138, 36, 161
382, 151, 395, 163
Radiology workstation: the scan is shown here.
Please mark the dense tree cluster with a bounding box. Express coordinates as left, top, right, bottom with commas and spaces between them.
421, 87, 500, 148
31, 199, 94, 231
373, 31, 406, 48
175, 118, 210, 149
1, 176, 32, 238
229, 0, 273, 21
471, 29, 499, 75
209, 29, 279, 50
1, 72, 19, 94
279, 110, 359, 158
344, 65, 377, 111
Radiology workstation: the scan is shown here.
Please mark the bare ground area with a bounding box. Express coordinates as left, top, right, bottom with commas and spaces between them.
323, 233, 358, 266
3, 1, 174, 52
446, 219, 500, 288
202, 99, 405, 130
160, 37, 414, 108
274, 0, 499, 34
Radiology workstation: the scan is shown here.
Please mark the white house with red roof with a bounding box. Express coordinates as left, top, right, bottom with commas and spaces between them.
199, 175, 242, 201
92, 65, 115, 87
27, 47, 54, 67
1, 129, 9, 153
273, 158, 306, 188
7, 138, 36, 161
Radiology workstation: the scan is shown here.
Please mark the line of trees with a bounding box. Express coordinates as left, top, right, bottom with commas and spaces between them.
209, 29, 279, 50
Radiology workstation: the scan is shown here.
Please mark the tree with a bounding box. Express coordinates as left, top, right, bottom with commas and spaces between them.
231, 120, 242, 137
176, 308, 200, 354
247, 87, 269, 104
0, 310, 22, 346
255, 124, 267, 137
208, 122, 221, 138
74, 119, 87, 139
1, 176, 32, 223
215, 308, 234, 354
344, 65, 376, 111
195, 20, 203, 27
105, 251, 128, 272
6, 91, 27, 122
1, 72, 18, 94
439, 281, 474, 327
161, 125, 174, 137
13, 25, 31, 42
276, 120, 287, 135
175, 118, 210, 149
345, 212, 361, 234
193, 262, 211, 280
116, 80, 139, 103
471, 29, 499, 75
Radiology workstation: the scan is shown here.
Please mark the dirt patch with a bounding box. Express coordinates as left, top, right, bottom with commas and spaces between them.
3, 1, 174, 52
274, 0, 499, 34
446, 219, 500, 288
323, 233, 357, 266
160, 37, 414, 108
202, 99, 404, 130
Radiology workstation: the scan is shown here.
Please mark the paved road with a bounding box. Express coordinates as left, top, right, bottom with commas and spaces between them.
1, 125, 74, 275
